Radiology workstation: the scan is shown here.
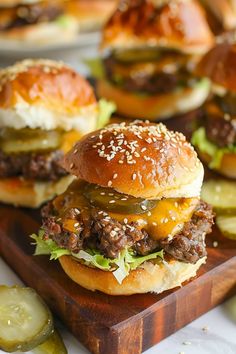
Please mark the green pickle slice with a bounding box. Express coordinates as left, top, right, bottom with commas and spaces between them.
201, 179, 236, 214
216, 215, 236, 240
0, 286, 53, 353
113, 48, 161, 63
33, 330, 67, 354
84, 183, 157, 214
0, 128, 62, 153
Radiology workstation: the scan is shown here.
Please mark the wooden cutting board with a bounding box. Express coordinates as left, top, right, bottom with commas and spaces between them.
0, 112, 236, 354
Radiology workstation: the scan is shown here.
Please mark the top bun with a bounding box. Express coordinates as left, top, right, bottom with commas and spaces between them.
0, 59, 97, 132
197, 42, 236, 92
101, 0, 214, 54
63, 121, 204, 199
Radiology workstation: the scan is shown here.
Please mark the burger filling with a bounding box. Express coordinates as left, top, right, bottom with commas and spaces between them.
0, 128, 82, 181
0, 2, 63, 31
103, 49, 202, 95
192, 92, 236, 168
32, 179, 214, 283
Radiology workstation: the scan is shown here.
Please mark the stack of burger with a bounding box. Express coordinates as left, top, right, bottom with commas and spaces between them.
0, 0, 78, 44
33, 121, 214, 295
97, 0, 214, 121
0, 59, 113, 208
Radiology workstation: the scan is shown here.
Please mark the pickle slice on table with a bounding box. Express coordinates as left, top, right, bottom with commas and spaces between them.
216, 215, 236, 240
0, 128, 62, 153
33, 330, 67, 354
84, 183, 157, 214
0, 286, 53, 353
201, 179, 236, 214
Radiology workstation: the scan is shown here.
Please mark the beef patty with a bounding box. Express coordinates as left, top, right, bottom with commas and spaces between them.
0, 3, 62, 31
103, 55, 197, 95
0, 150, 67, 181
41, 200, 214, 264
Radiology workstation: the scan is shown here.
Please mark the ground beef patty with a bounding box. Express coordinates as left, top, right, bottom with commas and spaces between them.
41, 200, 214, 264
205, 114, 236, 148
0, 150, 67, 181
103, 55, 195, 95
0, 3, 62, 31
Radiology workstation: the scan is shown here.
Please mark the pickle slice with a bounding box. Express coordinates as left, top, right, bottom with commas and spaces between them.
113, 48, 161, 63
33, 330, 67, 354
201, 180, 236, 214
84, 183, 157, 214
216, 215, 236, 240
0, 286, 53, 353
0, 128, 62, 153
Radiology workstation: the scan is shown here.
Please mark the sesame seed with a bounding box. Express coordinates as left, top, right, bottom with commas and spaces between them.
124, 218, 128, 224
152, 222, 157, 226
182, 341, 191, 346
108, 181, 112, 187
109, 200, 116, 204
213, 241, 218, 248
74, 223, 79, 227
113, 173, 118, 179
121, 197, 127, 201
70, 163, 74, 169
100, 192, 105, 195
147, 211, 152, 216
132, 173, 137, 181
141, 205, 147, 211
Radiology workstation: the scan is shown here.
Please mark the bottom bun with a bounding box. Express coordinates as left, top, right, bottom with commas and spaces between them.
0, 175, 74, 208
0, 18, 78, 45
59, 256, 206, 295
97, 78, 210, 121
198, 149, 236, 179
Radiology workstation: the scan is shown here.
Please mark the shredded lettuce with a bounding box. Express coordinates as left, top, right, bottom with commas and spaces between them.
55, 15, 72, 29
191, 127, 236, 169
97, 99, 116, 128
31, 231, 163, 284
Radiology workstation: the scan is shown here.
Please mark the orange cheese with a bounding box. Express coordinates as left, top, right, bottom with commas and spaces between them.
54, 180, 199, 240
60, 130, 83, 153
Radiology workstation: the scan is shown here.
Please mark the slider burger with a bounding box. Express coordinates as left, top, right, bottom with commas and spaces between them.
0, 0, 78, 44
33, 121, 214, 295
192, 43, 236, 179
97, 0, 214, 121
0, 59, 111, 208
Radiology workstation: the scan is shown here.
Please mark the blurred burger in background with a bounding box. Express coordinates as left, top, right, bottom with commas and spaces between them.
200, 0, 236, 36
0, 0, 78, 44
192, 42, 236, 179
64, 0, 118, 33
96, 0, 214, 121
0, 59, 114, 208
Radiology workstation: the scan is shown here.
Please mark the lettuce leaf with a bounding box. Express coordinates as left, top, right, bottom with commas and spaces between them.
55, 15, 72, 29
31, 231, 163, 284
191, 127, 236, 169
85, 58, 104, 79
97, 99, 116, 129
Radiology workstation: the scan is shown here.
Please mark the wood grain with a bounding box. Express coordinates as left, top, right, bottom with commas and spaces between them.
0, 111, 236, 354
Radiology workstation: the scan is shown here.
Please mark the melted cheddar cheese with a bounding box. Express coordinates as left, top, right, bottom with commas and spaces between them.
53, 180, 199, 241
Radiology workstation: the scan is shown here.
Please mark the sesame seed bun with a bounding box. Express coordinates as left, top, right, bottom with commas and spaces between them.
0, 59, 98, 132
101, 0, 214, 55
96, 78, 210, 120
0, 175, 74, 208
197, 42, 236, 92
63, 121, 204, 199
59, 254, 206, 295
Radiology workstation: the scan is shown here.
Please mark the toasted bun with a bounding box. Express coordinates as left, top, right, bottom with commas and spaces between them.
197, 42, 236, 92
65, 0, 117, 32
0, 59, 97, 131
0, 175, 74, 208
101, 0, 214, 54
197, 149, 236, 179
97, 78, 210, 120
59, 255, 206, 295
201, 0, 236, 31
63, 121, 204, 199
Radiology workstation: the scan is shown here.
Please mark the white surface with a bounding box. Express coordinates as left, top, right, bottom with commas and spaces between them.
0, 256, 235, 354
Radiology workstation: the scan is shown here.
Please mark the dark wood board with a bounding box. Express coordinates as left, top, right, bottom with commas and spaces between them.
0, 112, 236, 354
